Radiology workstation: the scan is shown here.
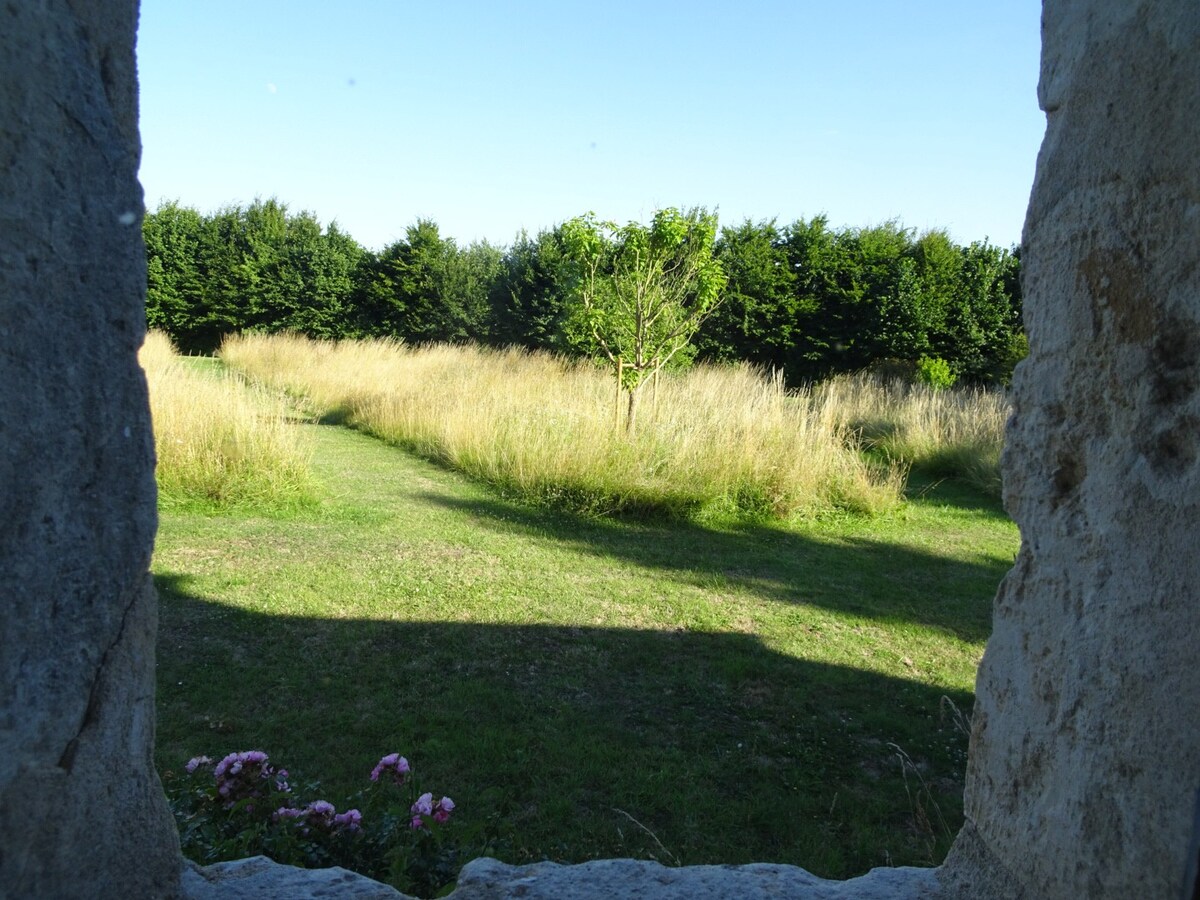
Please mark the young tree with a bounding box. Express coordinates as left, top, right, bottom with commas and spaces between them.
562, 208, 727, 432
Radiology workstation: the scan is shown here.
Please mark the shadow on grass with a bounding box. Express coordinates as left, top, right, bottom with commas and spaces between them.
901, 471, 1009, 517
413, 490, 1007, 645
155, 572, 974, 881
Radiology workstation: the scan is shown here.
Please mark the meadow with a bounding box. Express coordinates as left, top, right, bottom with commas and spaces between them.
145, 333, 1018, 895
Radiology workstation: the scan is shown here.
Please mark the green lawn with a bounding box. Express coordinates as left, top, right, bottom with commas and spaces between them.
153, 417, 1018, 883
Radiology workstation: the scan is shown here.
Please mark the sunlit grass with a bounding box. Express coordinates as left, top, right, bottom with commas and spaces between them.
140, 330, 317, 510
219, 332, 905, 521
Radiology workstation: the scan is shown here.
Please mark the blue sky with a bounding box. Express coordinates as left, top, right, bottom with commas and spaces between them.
137, 1, 1045, 252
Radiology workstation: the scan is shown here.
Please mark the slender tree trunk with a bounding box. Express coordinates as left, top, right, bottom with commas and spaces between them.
625, 386, 639, 434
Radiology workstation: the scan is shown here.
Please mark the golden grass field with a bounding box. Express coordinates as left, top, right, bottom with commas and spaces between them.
140, 330, 317, 508
219, 332, 913, 520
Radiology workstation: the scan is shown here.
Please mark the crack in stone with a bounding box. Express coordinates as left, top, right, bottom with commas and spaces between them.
56, 581, 141, 772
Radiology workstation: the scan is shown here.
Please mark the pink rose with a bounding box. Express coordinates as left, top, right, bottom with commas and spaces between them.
411, 792, 434, 816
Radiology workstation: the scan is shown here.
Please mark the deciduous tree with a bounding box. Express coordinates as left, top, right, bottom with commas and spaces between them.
562, 208, 726, 432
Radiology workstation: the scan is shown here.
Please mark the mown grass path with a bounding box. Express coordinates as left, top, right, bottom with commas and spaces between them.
154, 416, 1018, 878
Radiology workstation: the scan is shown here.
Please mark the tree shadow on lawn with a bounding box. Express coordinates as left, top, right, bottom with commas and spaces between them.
414, 491, 1009, 645
155, 572, 974, 879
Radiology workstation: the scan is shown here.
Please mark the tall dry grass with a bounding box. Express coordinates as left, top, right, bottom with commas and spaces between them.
818, 373, 1011, 496
140, 331, 317, 508
221, 332, 905, 520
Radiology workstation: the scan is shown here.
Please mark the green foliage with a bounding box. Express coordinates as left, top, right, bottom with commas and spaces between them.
908, 229, 962, 347
144, 201, 206, 342
996, 330, 1029, 386
142, 197, 1024, 386
936, 241, 1022, 383
293, 220, 365, 339
779, 214, 855, 380
694, 217, 1024, 387
354, 220, 499, 344
562, 208, 727, 430
695, 218, 798, 372
915, 356, 956, 390
487, 227, 574, 350
784, 219, 938, 379
143, 199, 365, 353
446, 241, 504, 342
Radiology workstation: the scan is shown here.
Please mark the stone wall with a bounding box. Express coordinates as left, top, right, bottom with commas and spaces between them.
941, 3, 1200, 898
0, 1, 180, 897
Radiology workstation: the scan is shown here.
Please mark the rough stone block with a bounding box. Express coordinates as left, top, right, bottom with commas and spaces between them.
0, 1, 180, 896
182, 857, 410, 900
449, 857, 939, 899
942, 2, 1200, 897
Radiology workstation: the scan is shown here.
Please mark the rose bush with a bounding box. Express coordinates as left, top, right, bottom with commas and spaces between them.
167, 749, 458, 897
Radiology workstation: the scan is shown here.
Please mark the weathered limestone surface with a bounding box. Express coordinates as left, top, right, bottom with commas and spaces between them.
180, 856, 940, 900
181, 857, 938, 900
449, 858, 939, 899
0, 1, 181, 897
182, 857, 409, 899
940, 2, 1200, 898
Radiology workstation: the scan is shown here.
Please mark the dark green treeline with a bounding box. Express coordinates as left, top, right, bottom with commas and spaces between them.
144, 198, 1024, 385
